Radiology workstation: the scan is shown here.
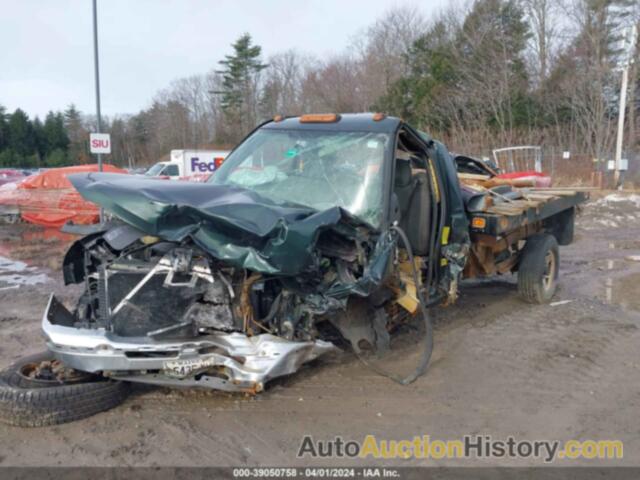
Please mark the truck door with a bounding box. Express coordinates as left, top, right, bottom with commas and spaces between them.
392, 127, 433, 256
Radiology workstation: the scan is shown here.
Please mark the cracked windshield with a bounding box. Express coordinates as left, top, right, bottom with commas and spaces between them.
211, 129, 390, 227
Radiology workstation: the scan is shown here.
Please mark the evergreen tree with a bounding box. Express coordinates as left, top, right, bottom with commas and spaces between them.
64, 104, 86, 163
0, 150, 13, 167
458, 0, 532, 131
0, 105, 7, 152
46, 148, 68, 167
376, 20, 458, 127
216, 33, 267, 140
43, 111, 70, 153
379, 0, 531, 141
7, 109, 34, 158
32, 117, 46, 165
63, 104, 82, 132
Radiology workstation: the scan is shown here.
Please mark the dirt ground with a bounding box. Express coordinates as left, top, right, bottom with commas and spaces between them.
0, 192, 638, 468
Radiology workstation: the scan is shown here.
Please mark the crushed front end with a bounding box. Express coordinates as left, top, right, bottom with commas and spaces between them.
43, 176, 396, 392
44, 220, 378, 392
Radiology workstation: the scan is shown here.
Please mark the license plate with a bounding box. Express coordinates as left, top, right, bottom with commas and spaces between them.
164, 357, 218, 378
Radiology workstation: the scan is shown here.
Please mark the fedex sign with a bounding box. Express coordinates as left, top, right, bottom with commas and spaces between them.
191, 157, 225, 173
90, 133, 111, 154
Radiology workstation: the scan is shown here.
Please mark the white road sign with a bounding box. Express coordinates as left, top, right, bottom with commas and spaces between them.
608, 159, 628, 171
90, 133, 111, 154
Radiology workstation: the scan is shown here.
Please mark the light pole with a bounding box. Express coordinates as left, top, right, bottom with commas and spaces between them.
92, 0, 104, 223
614, 25, 637, 189
92, 0, 103, 173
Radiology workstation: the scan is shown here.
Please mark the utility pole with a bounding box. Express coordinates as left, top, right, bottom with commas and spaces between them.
92, 0, 102, 173
92, 0, 104, 222
614, 25, 637, 189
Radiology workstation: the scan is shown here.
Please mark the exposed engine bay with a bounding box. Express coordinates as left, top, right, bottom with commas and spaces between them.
64, 222, 392, 341
44, 218, 424, 392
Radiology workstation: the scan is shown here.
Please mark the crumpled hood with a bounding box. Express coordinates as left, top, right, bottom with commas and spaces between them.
69, 172, 374, 276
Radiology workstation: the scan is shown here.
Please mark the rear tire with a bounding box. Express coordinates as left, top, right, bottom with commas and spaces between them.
517, 234, 559, 304
0, 352, 130, 427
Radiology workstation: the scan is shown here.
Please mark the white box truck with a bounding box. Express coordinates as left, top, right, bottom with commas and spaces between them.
145, 149, 230, 180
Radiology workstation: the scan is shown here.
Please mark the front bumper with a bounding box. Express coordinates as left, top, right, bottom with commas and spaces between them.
42, 294, 335, 392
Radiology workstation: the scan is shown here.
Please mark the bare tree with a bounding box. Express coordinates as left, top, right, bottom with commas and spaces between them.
354, 5, 427, 108
625, 7, 640, 158
261, 50, 310, 117
87, 0, 638, 176
552, 0, 622, 159
166, 75, 212, 146
299, 54, 371, 113
522, 0, 563, 85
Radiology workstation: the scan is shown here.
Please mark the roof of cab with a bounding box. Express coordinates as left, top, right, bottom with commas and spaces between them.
262, 113, 402, 133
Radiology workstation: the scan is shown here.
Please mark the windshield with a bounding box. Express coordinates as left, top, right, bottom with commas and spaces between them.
211, 129, 390, 227
145, 163, 166, 176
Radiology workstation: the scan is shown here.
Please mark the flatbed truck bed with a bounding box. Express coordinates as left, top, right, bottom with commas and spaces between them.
469, 189, 588, 236
459, 185, 587, 302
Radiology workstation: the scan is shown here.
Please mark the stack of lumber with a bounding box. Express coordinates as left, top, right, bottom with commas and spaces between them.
458, 172, 537, 188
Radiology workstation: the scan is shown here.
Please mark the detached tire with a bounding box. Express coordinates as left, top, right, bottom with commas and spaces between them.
0, 352, 130, 427
517, 234, 559, 304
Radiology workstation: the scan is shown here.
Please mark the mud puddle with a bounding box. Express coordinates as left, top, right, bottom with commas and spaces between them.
0, 255, 49, 287
0, 225, 77, 288
606, 272, 640, 312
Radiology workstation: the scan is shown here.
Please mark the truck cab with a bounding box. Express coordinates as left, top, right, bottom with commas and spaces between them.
145, 149, 230, 180
144, 161, 179, 179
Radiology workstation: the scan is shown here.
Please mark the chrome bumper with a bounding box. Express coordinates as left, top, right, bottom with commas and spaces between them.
42, 294, 335, 392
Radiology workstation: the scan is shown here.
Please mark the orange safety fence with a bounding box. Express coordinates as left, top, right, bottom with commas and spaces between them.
0, 164, 127, 227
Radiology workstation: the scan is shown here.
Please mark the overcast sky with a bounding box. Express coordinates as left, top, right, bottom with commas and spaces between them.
1, 0, 448, 120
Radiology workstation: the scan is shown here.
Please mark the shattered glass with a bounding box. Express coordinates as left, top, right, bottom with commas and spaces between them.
68, 172, 389, 282
211, 129, 390, 228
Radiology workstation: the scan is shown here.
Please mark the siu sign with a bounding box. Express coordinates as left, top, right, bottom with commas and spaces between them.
90, 133, 111, 154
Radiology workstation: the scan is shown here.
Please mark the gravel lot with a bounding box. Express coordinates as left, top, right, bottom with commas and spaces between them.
0, 192, 638, 467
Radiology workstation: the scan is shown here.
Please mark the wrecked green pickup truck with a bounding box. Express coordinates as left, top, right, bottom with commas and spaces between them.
0, 113, 586, 426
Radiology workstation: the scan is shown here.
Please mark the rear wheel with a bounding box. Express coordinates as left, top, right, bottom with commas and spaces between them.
0, 352, 130, 427
517, 234, 559, 304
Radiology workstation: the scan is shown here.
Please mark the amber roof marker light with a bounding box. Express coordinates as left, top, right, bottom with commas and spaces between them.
299, 113, 341, 123
471, 217, 486, 229
273, 115, 284, 122
372, 113, 386, 121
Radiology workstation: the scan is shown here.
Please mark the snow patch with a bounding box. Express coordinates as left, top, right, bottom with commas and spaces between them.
592, 193, 640, 208
0, 255, 49, 286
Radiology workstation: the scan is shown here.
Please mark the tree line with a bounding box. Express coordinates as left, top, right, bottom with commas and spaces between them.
2, 0, 639, 169
0, 105, 87, 168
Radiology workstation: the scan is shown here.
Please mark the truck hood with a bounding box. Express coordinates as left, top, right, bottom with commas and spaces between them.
69, 172, 379, 276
